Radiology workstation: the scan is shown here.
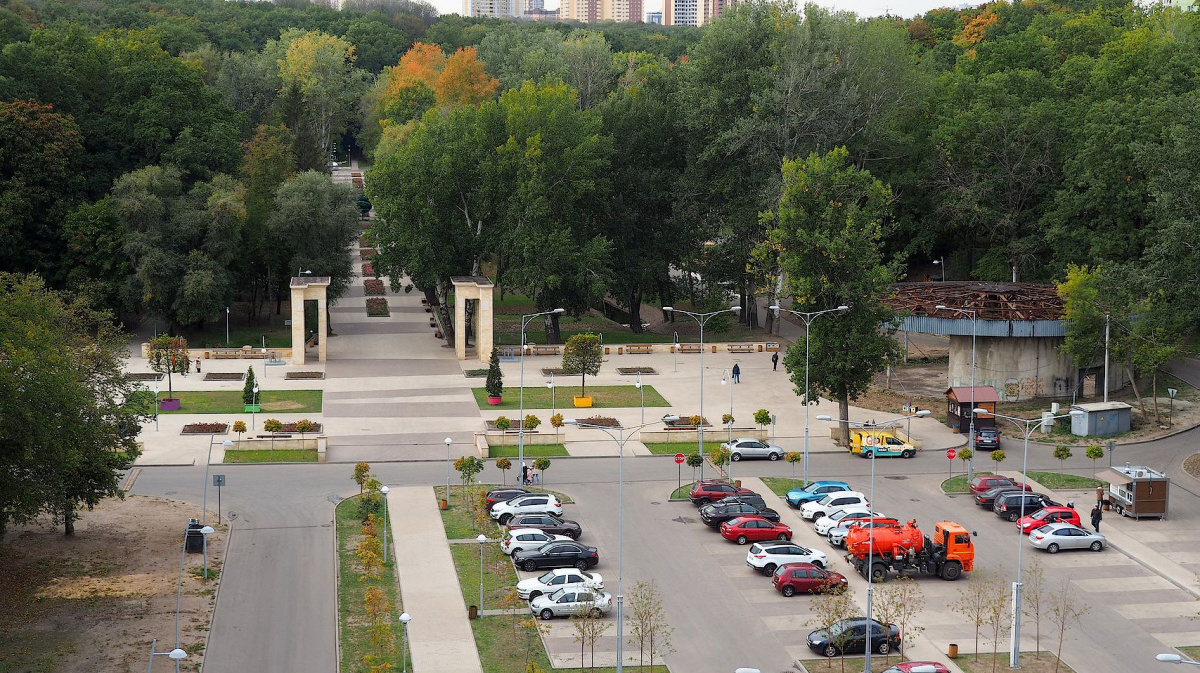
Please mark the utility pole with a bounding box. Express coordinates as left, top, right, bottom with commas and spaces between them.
1103, 313, 1110, 402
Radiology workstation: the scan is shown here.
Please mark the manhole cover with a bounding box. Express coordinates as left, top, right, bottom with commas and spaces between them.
884, 476, 908, 480
165, 491, 177, 496
228, 511, 238, 520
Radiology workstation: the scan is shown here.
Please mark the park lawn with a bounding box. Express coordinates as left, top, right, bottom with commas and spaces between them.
951, 652, 1075, 673
449, 540, 517, 609
1026, 471, 1104, 490
487, 444, 568, 458
642, 441, 723, 455
335, 495, 403, 673
158, 389, 323, 414
941, 471, 995, 494
222, 449, 317, 463
181, 322, 293, 349
472, 385, 669, 410
471, 615, 671, 673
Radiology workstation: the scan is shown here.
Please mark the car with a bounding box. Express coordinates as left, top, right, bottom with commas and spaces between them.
512, 540, 599, 571
799, 491, 869, 521
969, 475, 1030, 498
881, 663, 951, 673
720, 437, 785, 461
689, 479, 755, 506
713, 493, 768, 510
505, 513, 582, 539
700, 501, 781, 527
827, 516, 900, 548
853, 432, 916, 459
529, 588, 613, 620
746, 541, 828, 575
785, 481, 852, 508
974, 486, 1028, 509
516, 568, 604, 600
486, 487, 530, 507
772, 562, 848, 596
1028, 522, 1106, 553
501, 528, 571, 555
974, 428, 1001, 451
813, 506, 874, 536
720, 516, 792, 545
993, 492, 1058, 522
1016, 506, 1082, 534
807, 618, 902, 658
490, 493, 564, 524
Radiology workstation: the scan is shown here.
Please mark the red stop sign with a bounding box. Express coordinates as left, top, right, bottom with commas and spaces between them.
675, 453, 686, 464
946, 449, 957, 460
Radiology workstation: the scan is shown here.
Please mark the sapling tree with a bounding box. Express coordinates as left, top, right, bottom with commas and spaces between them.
534, 456, 551, 485
242, 366, 258, 405
148, 335, 190, 400
496, 457, 512, 485
1053, 444, 1073, 472
1086, 444, 1104, 475
562, 333, 602, 397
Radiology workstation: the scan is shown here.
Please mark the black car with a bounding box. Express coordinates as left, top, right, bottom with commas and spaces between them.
513, 541, 599, 572
713, 493, 768, 510
807, 618, 901, 657
486, 488, 530, 507
994, 492, 1058, 522
975, 486, 1028, 509
699, 502, 781, 527
505, 513, 582, 539
975, 428, 1001, 450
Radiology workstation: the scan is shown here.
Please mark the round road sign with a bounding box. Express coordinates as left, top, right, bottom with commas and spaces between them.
946, 449, 957, 460
675, 453, 686, 464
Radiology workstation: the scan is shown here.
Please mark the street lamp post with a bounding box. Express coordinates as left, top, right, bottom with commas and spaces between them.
1157, 654, 1200, 667
381, 485, 390, 563
518, 308, 565, 471
662, 305, 741, 481
938, 305, 978, 481
399, 612, 412, 673
251, 383, 259, 430
199, 525, 215, 580
477, 534, 487, 611
547, 373, 556, 417
225, 306, 230, 346
721, 368, 735, 482
635, 373, 645, 424
818, 410, 930, 673
564, 414, 678, 673
769, 304, 849, 486
974, 406, 1084, 669
154, 381, 160, 432
148, 639, 188, 672
933, 257, 945, 281
444, 437, 452, 501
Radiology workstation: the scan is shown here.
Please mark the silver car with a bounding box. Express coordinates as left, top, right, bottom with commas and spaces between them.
721, 437, 785, 461
1028, 522, 1106, 553
529, 588, 613, 620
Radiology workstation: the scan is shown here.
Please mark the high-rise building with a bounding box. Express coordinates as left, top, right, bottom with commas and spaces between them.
663, 0, 740, 25
464, 0, 518, 18
557, 0, 643, 22
646, 10, 662, 22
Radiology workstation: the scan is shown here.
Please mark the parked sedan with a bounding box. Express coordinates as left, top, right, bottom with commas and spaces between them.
501, 528, 570, 556
530, 588, 613, 620
700, 501, 781, 527
807, 618, 901, 657
746, 541, 828, 575
720, 516, 792, 545
505, 513, 582, 539
785, 481, 851, 508
689, 479, 755, 506
1028, 523, 1106, 553
721, 437, 785, 461
813, 506, 873, 536
490, 493, 563, 524
827, 516, 900, 548
713, 493, 768, 510
513, 541, 599, 571
516, 568, 604, 600
772, 562, 847, 596
486, 487, 529, 507
1016, 506, 1082, 534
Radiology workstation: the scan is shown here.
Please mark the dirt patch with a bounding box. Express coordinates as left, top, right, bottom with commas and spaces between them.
1185, 453, 1200, 479
0, 495, 224, 673
261, 400, 305, 411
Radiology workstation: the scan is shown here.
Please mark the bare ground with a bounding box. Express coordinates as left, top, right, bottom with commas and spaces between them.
0, 495, 224, 673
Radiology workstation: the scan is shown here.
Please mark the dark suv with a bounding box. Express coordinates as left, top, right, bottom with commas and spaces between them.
975, 428, 1001, 450
700, 501, 781, 527
714, 493, 767, 510
993, 492, 1058, 522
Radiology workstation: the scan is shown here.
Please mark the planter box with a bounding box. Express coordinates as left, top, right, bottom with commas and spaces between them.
573, 395, 593, 408
159, 398, 181, 411
487, 396, 503, 405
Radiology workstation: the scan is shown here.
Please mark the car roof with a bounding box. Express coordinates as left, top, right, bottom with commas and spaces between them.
1042, 522, 1086, 531
508, 528, 553, 536
734, 437, 762, 442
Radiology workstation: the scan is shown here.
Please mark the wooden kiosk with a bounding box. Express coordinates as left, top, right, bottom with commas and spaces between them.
1096, 463, 1169, 520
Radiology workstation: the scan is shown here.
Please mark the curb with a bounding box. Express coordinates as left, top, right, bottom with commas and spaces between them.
201, 523, 233, 670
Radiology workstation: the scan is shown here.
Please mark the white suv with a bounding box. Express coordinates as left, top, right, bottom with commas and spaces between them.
800, 491, 869, 521
502, 528, 570, 556
490, 493, 563, 524
745, 541, 828, 576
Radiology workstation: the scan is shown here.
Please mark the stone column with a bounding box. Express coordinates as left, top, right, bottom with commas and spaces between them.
317, 297, 328, 363
455, 293, 467, 361
291, 293, 306, 366
477, 285, 494, 363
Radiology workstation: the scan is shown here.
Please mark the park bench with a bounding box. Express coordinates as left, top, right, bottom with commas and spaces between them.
496, 345, 521, 358
727, 344, 757, 353
625, 344, 654, 354
256, 434, 293, 439
527, 345, 561, 356
676, 344, 703, 354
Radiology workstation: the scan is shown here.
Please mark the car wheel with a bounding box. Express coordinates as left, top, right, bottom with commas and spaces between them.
778, 533, 790, 540
499, 514, 513, 525
940, 561, 962, 581
863, 450, 873, 459
736, 535, 748, 545
782, 585, 796, 597
731, 453, 742, 462
811, 559, 825, 570
763, 563, 777, 575
768, 452, 781, 461
901, 449, 915, 458
510, 547, 522, 555
695, 498, 710, 507
529, 591, 542, 600
1046, 543, 1059, 554
565, 530, 579, 540
591, 608, 604, 618
1007, 512, 1020, 522
824, 645, 839, 658
1090, 541, 1103, 552
877, 641, 891, 655
575, 560, 588, 570
540, 609, 555, 621
523, 560, 539, 571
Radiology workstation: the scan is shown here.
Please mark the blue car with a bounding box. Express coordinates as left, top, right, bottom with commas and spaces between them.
785, 481, 852, 509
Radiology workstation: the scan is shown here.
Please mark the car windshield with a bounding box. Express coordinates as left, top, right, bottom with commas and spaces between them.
802, 483, 828, 493
817, 494, 837, 505
547, 588, 566, 601
1030, 510, 1050, 521
537, 570, 557, 583
1034, 524, 1054, 534
830, 510, 850, 521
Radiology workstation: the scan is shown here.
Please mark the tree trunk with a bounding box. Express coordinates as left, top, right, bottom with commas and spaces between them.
838, 392, 851, 449
1125, 365, 1147, 419
63, 502, 75, 536
547, 313, 562, 345
629, 288, 643, 334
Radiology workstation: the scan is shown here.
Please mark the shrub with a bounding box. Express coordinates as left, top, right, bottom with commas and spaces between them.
523, 414, 541, 431
362, 262, 375, 276
495, 416, 511, 431
562, 333, 602, 396
232, 421, 247, 441
722, 413, 735, 426
360, 248, 376, 260
363, 279, 385, 295
242, 367, 258, 405
365, 298, 390, 316
754, 409, 771, 428
486, 346, 504, 398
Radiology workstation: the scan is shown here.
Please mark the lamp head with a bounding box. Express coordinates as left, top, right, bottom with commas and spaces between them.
552, 308, 565, 314
729, 305, 741, 312
914, 410, 931, 417
661, 414, 679, 423
476, 534, 487, 543
200, 526, 215, 534
299, 269, 312, 276
168, 649, 188, 660
837, 305, 850, 311
400, 612, 412, 624
972, 407, 990, 415
547, 381, 554, 389
662, 306, 674, 312
253, 384, 259, 393
380, 486, 389, 494
816, 414, 832, 421
1157, 654, 1183, 663
768, 304, 780, 311
444, 437, 452, 446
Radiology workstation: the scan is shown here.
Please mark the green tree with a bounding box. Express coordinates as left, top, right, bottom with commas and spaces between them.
562, 333, 603, 397
148, 335, 191, 401
775, 147, 902, 448
753, 409, 771, 430
1053, 444, 1073, 472
0, 274, 147, 535
958, 448, 974, 472
485, 345, 504, 398
60, 200, 133, 314
1085, 444, 1104, 475
354, 461, 372, 494
263, 418, 283, 448
232, 420, 247, 443
345, 16, 411, 75
242, 367, 258, 406
454, 455, 484, 503
277, 30, 370, 156
991, 449, 1006, 472
560, 30, 616, 110
785, 451, 801, 481
496, 457, 512, 485
533, 456, 551, 485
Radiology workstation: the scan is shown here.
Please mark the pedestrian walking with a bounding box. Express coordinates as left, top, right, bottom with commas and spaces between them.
521, 462, 530, 486
1096, 485, 1106, 509
771, 352, 779, 371
1090, 505, 1102, 533
732, 363, 741, 383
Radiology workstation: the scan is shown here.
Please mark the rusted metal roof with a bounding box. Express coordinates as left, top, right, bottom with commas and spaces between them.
888, 282, 1065, 322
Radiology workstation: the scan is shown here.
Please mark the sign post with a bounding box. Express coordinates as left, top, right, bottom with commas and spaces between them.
213, 474, 226, 524
675, 453, 685, 492
946, 449, 956, 481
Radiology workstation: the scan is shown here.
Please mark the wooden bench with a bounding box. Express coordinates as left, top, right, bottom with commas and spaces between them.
727, 344, 757, 353
256, 434, 293, 439
625, 345, 654, 354
527, 345, 561, 356
677, 344, 703, 354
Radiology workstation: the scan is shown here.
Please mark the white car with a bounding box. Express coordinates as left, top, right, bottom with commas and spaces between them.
516, 568, 605, 600
800, 491, 869, 521
746, 541, 828, 576
502, 529, 571, 556
720, 437, 785, 461
827, 516, 899, 548
490, 493, 564, 524
813, 506, 875, 536
530, 588, 613, 620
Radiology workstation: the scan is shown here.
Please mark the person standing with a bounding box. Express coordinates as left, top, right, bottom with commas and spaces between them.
771, 352, 779, 371
1090, 505, 1102, 533
732, 363, 741, 383
521, 462, 530, 486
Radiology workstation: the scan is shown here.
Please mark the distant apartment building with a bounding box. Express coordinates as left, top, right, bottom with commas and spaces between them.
1168, 0, 1197, 10
464, 0, 517, 17
557, 0, 643, 22
663, 0, 740, 25
646, 10, 662, 22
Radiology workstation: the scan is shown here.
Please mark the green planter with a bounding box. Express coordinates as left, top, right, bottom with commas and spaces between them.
244, 404, 261, 412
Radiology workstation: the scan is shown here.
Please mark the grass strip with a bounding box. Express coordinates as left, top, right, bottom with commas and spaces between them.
471, 615, 670, 673
157, 389, 323, 414
761, 477, 810, 497
472, 385, 669, 410
941, 471, 995, 494
487, 444, 569, 458
951, 651, 1076, 673
1025, 471, 1104, 490
800, 657, 948, 673
642, 441, 723, 455
335, 495, 403, 673
435, 485, 574, 540
223, 449, 317, 463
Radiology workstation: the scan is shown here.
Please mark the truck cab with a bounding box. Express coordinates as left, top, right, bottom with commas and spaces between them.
933, 521, 975, 572
850, 431, 916, 459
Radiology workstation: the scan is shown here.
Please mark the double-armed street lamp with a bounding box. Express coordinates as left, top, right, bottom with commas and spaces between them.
662, 305, 741, 481
518, 309, 565, 469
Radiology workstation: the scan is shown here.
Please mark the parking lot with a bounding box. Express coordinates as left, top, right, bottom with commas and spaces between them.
530, 450, 1200, 673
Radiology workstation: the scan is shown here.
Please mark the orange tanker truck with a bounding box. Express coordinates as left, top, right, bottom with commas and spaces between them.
843, 519, 975, 581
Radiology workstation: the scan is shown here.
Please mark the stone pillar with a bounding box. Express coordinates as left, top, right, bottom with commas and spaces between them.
455, 293, 467, 361
317, 297, 328, 363
476, 285, 494, 363
291, 295, 306, 366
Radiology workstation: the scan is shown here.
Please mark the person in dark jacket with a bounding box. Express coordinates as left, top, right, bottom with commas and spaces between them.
732, 363, 741, 383
1090, 505, 1102, 532
771, 352, 779, 371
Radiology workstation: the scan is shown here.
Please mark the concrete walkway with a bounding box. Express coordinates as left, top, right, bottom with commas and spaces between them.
387, 486, 483, 673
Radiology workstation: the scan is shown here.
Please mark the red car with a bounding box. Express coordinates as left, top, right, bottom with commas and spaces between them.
772, 562, 847, 596
720, 516, 792, 545
1016, 506, 1082, 534
690, 479, 755, 506
968, 475, 1029, 497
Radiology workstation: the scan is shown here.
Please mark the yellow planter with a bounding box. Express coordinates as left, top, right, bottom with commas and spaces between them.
573, 395, 593, 408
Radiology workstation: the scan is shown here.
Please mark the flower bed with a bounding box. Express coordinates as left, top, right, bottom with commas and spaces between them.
285, 371, 325, 380
365, 297, 390, 317
361, 262, 375, 276
363, 279, 385, 296
128, 372, 163, 381
278, 421, 322, 433
579, 416, 620, 427
663, 415, 711, 428
182, 422, 229, 435
203, 373, 245, 381
464, 368, 488, 378
540, 368, 580, 376
617, 367, 657, 375
359, 248, 375, 260
358, 235, 373, 248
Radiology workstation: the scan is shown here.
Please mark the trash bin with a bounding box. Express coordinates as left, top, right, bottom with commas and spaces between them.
185, 518, 205, 553
440, 498, 449, 510
948, 643, 959, 659
468, 605, 478, 619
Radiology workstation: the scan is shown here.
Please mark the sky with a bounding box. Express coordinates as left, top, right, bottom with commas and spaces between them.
432, 0, 967, 21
